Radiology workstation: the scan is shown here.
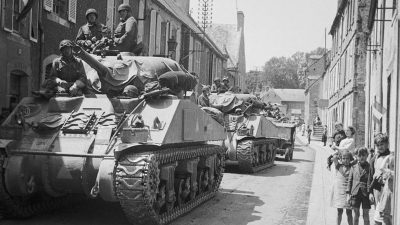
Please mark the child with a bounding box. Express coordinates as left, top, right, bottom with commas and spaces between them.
347, 147, 374, 225
331, 150, 353, 225
327, 132, 345, 170
376, 154, 394, 225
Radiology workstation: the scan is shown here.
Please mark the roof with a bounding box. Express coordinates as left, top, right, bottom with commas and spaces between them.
155, 0, 225, 57
273, 89, 305, 102
206, 24, 242, 69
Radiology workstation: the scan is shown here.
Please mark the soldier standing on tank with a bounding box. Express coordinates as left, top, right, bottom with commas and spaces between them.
42, 40, 87, 96
113, 3, 138, 53
76, 9, 108, 51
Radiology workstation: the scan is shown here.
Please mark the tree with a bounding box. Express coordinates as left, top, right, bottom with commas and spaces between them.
263, 56, 300, 89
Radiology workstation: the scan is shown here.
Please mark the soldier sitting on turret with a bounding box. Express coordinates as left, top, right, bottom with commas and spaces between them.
42, 40, 87, 97
221, 77, 230, 93
76, 9, 108, 52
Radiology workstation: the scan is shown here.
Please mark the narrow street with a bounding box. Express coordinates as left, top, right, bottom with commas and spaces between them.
2, 137, 315, 225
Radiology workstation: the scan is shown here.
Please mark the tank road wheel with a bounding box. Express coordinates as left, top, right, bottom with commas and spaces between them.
114, 145, 224, 225
237, 139, 276, 173
0, 151, 70, 219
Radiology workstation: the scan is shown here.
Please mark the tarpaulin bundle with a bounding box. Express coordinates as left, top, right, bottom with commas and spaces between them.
158, 71, 197, 92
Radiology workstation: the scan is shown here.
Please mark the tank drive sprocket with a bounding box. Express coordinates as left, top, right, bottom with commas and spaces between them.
0, 150, 75, 219
114, 144, 224, 225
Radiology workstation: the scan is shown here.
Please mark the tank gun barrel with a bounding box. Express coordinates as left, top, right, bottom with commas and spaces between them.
74, 46, 109, 79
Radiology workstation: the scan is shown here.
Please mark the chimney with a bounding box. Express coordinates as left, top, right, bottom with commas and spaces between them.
174, 0, 190, 13
237, 11, 244, 32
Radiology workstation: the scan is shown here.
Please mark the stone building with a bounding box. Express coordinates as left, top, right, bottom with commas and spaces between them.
326, 0, 370, 145
304, 54, 328, 126
206, 11, 247, 91
366, 1, 400, 222
261, 88, 305, 119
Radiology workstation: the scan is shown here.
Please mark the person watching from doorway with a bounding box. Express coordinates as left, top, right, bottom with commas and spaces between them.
113, 3, 138, 53
347, 147, 374, 225
76, 8, 108, 52
42, 40, 87, 97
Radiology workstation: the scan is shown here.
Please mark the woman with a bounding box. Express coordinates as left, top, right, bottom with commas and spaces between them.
332, 126, 356, 156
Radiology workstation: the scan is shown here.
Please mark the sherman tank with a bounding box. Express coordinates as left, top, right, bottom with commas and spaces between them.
208, 93, 295, 173
0, 49, 225, 225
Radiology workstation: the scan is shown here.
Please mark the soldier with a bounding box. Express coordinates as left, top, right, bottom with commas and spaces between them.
113, 3, 138, 53
211, 78, 223, 93
198, 85, 211, 107
221, 76, 230, 92
76, 8, 108, 51
43, 40, 87, 96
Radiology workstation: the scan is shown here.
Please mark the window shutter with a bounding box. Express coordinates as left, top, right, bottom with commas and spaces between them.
155, 14, 162, 55
149, 10, 157, 56
68, 0, 77, 23
44, 0, 53, 12
160, 22, 167, 55
3, 0, 13, 31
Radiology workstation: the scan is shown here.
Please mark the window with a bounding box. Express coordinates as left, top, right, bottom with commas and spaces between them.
149, 10, 157, 56
43, 0, 76, 23
30, 0, 39, 41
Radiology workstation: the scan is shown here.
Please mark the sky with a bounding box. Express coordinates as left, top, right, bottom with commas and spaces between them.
190, 0, 338, 72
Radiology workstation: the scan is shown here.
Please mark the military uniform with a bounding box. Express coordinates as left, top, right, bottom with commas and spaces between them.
112, 4, 138, 53
76, 22, 107, 45
113, 16, 138, 52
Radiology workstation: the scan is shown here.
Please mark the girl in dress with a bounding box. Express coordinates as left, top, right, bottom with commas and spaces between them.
331, 150, 353, 225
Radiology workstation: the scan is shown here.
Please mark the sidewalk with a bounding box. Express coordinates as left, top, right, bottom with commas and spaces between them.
299, 133, 375, 225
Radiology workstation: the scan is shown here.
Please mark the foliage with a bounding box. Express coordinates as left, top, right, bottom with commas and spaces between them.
259, 47, 326, 89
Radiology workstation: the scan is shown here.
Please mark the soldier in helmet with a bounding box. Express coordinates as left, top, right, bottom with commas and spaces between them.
221, 76, 230, 92
76, 8, 108, 51
42, 40, 87, 96
198, 85, 211, 107
113, 3, 138, 53
211, 78, 221, 93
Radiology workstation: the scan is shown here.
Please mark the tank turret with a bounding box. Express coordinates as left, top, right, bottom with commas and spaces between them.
208, 92, 294, 173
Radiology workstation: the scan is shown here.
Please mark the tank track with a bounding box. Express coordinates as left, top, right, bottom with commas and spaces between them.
236, 139, 276, 173
0, 150, 79, 219
114, 144, 224, 225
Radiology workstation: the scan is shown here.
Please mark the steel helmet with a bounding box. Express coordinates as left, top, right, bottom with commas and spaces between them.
85, 8, 98, 19
59, 40, 73, 50
213, 77, 221, 82
118, 3, 132, 12
222, 76, 229, 81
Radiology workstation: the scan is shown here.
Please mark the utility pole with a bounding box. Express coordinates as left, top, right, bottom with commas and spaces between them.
197, 0, 214, 31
